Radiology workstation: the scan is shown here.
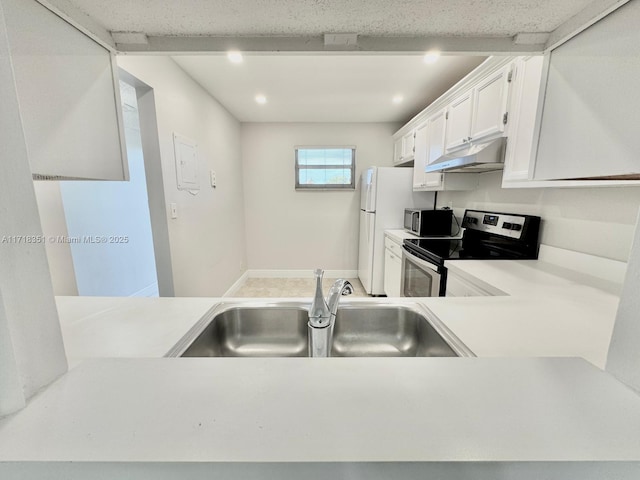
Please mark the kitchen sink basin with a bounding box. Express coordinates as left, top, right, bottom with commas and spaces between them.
167, 302, 472, 358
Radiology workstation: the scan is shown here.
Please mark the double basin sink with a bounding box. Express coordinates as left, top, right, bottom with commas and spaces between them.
167, 302, 473, 358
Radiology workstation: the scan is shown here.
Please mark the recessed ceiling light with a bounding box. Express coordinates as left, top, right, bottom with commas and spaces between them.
255, 94, 267, 105
227, 51, 243, 63
392, 95, 404, 104
423, 51, 440, 64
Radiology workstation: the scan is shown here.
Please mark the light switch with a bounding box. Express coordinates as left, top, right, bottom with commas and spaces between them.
170, 203, 178, 219
210, 170, 217, 188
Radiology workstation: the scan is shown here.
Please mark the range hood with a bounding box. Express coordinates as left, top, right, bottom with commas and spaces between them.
425, 137, 506, 173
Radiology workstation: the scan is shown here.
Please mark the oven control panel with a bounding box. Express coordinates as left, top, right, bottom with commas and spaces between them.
462, 210, 527, 239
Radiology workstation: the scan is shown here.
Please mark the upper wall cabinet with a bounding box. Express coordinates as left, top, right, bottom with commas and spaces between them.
394, 130, 415, 165
444, 90, 474, 154
534, 0, 640, 181
444, 65, 511, 154
426, 108, 447, 168
470, 65, 511, 143
501, 56, 545, 185
393, 137, 404, 165
402, 130, 416, 163
3, 0, 128, 180
413, 111, 477, 192
412, 121, 429, 189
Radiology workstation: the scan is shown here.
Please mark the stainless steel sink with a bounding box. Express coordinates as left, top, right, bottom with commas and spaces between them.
167, 302, 473, 358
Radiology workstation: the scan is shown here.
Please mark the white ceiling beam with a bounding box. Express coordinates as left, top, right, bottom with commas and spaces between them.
545, 0, 630, 51
35, 0, 116, 51
115, 35, 545, 55
514, 32, 550, 45
111, 31, 149, 46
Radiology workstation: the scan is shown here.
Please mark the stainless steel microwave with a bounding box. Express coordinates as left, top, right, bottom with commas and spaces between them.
403, 209, 453, 237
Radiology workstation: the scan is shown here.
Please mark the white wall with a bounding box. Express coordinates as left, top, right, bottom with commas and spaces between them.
58, 83, 158, 297
438, 171, 640, 262
241, 122, 399, 271
33, 183, 78, 296
118, 56, 248, 296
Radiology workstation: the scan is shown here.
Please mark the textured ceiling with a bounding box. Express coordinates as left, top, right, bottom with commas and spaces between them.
71, 0, 592, 37
172, 54, 486, 122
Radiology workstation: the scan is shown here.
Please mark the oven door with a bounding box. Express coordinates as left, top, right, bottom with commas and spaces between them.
401, 247, 444, 297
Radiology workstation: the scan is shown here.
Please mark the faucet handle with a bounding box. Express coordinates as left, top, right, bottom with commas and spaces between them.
309, 268, 330, 323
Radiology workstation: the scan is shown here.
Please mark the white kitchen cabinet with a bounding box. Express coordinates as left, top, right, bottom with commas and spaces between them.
3, 0, 128, 180
426, 109, 447, 166
445, 65, 511, 155
444, 91, 474, 154
412, 121, 428, 189
393, 131, 414, 166
401, 130, 416, 162
393, 136, 404, 165
534, 0, 640, 180
421, 173, 478, 192
383, 237, 402, 297
502, 56, 545, 185
470, 65, 511, 143
413, 112, 478, 192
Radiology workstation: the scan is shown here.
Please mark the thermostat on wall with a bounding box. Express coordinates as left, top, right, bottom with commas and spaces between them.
173, 133, 200, 192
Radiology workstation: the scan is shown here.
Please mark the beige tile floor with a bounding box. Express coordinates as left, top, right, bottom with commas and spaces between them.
232, 277, 368, 298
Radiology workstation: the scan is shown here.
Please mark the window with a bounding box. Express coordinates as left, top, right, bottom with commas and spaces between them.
295, 147, 355, 189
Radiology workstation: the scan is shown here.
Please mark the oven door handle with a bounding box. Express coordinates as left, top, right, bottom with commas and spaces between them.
402, 247, 440, 272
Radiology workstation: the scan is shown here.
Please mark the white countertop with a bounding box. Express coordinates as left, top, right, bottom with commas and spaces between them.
56, 296, 218, 368
384, 228, 421, 243
1, 357, 640, 464
384, 228, 464, 244
424, 259, 621, 369
0, 251, 636, 476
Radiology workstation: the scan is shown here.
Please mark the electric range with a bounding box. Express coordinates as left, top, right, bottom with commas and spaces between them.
401, 210, 541, 297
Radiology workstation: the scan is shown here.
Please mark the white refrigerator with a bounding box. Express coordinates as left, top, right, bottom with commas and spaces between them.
358, 167, 435, 295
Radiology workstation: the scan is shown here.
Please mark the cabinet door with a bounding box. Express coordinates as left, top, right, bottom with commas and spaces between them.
534, 0, 640, 180
444, 91, 473, 153
402, 130, 416, 160
502, 56, 545, 183
470, 65, 511, 143
3, 0, 127, 180
412, 122, 428, 189
393, 137, 403, 165
384, 248, 402, 297
427, 109, 447, 165
423, 173, 444, 189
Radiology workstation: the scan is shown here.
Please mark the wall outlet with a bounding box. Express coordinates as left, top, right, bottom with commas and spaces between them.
210, 170, 217, 188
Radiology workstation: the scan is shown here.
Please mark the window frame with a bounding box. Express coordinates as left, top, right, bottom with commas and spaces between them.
294, 146, 356, 190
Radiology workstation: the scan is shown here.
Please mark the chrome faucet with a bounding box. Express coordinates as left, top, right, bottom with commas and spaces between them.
308, 269, 353, 357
